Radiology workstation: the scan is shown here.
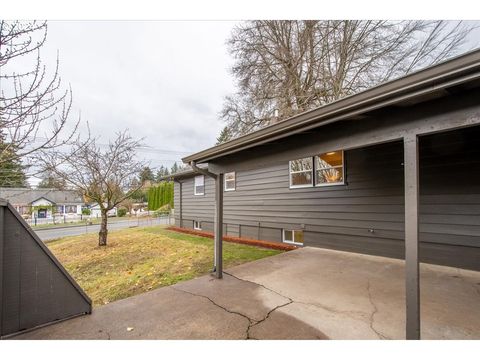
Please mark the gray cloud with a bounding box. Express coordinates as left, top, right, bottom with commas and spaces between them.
36, 20, 237, 170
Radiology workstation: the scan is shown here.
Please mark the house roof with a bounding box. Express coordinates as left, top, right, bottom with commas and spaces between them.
160, 164, 208, 180
0, 188, 84, 205
183, 48, 480, 164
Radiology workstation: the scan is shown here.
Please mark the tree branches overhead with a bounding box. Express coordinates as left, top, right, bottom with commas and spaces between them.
0, 20, 79, 166
220, 20, 475, 139
37, 130, 146, 211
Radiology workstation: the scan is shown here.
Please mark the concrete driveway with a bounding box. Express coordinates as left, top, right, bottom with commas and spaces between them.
12, 247, 480, 340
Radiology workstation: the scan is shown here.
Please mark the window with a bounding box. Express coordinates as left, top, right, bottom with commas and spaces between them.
65, 205, 77, 213
283, 229, 304, 245
193, 220, 201, 230
194, 175, 205, 195
315, 151, 344, 186
289, 157, 313, 188
224, 172, 236, 191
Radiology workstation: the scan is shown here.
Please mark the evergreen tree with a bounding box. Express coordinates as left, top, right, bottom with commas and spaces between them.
0, 136, 28, 187
37, 171, 67, 189
216, 126, 232, 145
170, 162, 179, 174
139, 166, 155, 184
155, 165, 170, 182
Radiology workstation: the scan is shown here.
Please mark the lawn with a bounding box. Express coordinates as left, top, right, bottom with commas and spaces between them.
47, 226, 282, 307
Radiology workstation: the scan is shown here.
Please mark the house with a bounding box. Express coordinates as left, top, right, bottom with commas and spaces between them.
169, 49, 480, 339
89, 203, 118, 218
0, 188, 84, 219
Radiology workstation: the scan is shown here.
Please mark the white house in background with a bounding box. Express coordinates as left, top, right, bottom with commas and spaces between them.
89, 203, 117, 218
0, 188, 84, 219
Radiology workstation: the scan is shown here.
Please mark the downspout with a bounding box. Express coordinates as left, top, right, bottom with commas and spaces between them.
189, 161, 216, 179
189, 161, 223, 279
172, 179, 183, 228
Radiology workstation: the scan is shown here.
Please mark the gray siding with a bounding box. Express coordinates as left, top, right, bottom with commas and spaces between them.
174, 176, 215, 231
175, 91, 480, 270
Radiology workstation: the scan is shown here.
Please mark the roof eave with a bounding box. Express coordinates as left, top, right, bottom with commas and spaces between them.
183, 49, 480, 164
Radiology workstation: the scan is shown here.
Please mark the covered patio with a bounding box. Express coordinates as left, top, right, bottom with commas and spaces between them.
13, 247, 480, 340
184, 52, 480, 339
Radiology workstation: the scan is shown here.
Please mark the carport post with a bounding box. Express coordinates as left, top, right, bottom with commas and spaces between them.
0, 202, 4, 336
404, 135, 420, 340
214, 173, 224, 279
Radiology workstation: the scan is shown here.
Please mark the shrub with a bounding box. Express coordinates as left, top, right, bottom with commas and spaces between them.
117, 208, 128, 217
153, 203, 171, 217
82, 208, 91, 215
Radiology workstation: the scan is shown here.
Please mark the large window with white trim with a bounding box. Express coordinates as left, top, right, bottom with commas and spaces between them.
289, 157, 313, 188
289, 151, 344, 188
194, 175, 205, 195
283, 229, 304, 245
315, 151, 344, 186
224, 172, 236, 191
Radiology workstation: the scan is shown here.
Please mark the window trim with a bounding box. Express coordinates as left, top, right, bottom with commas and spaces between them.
314, 150, 345, 187
193, 220, 202, 230
194, 175, 205, 196
288, 158, 314, 189
282, 229, 304, 246
224, 171, 236, 192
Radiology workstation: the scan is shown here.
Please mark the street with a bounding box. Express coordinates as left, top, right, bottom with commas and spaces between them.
34, 216, 173, 241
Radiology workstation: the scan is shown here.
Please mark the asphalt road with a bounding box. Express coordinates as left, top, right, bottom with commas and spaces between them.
34, 217, 173, 241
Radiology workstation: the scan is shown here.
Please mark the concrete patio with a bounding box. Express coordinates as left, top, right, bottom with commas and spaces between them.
12, 247, 480, 340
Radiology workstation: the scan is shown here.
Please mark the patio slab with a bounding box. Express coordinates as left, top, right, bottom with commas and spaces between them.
11, 247, 480, 340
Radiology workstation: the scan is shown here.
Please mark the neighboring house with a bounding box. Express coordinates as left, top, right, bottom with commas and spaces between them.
0, 188, 84, 219
89, 203, 118, 218
169, 49, 480, 273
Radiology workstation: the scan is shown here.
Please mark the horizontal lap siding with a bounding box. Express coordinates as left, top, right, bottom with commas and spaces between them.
176, 127, 480, 270
224, 142, 406, 254
418, 127, 480, 269
175, 176, 215, 230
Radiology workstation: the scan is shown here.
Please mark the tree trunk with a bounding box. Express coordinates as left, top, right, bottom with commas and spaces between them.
98, 209, 108, 246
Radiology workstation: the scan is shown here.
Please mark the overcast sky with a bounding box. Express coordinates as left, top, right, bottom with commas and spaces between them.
7, 20, 480, 186
36, 21, 238, 174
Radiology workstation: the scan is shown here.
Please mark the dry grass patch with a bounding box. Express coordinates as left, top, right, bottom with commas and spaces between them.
47, 226, 282, 307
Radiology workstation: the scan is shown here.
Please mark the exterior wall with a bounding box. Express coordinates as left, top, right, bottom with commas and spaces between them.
174, 92, 480, 270
174, 176, 215, 231
90, 207, 117, 218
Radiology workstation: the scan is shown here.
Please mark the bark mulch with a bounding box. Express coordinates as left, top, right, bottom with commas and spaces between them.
166, 226, 298, 251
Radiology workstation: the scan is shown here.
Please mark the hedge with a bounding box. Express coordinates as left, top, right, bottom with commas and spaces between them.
147, 181, 174, 210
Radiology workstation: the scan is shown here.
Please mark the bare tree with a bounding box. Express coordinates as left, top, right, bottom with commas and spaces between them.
0, 20, 79, 167
221, 20, 475, 137
36, 131, 145, 246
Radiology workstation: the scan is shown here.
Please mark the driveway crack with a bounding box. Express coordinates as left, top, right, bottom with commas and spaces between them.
223, 271, 293, 302
172, 286, 255, 339
248, 299, 294, 335
366, 280, 389, 339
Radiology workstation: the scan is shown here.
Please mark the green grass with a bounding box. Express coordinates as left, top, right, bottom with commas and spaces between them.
47, 226, 282, 307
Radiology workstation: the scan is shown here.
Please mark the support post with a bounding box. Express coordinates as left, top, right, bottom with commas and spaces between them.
179, 181, 183, 228
214, 173, 224, 279
0, 202, 5, 336
404, 135, 420, 340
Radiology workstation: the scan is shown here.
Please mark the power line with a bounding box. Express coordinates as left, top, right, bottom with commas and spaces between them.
26, 136, 192, 155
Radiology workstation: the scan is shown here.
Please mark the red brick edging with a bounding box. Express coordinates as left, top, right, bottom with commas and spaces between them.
167, 226, 297, 251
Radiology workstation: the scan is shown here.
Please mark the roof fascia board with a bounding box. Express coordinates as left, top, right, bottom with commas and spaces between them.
191, 70, 480, 163
183, 50, 480, 164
